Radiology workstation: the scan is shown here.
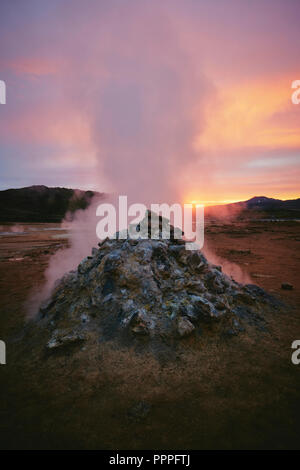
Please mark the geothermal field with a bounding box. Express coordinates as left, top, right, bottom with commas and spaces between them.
1, 0, 300, 453
0, 216, 299, 449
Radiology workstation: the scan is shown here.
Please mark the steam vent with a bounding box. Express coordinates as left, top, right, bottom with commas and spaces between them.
39, 211, 281, 353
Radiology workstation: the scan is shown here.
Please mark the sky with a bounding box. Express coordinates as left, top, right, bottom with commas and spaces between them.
0, 0, 299, 205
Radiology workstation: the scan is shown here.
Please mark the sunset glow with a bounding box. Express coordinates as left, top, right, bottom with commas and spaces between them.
194, 80, 300, 152
189, 200, 242, 207
0, 0, 299, 203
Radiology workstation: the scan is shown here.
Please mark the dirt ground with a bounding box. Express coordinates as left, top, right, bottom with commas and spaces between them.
0, 221, 299, 450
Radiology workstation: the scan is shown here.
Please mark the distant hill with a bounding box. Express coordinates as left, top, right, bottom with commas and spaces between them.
242, 196, 300, 211
206, 196, 300, 220
0, 185, 103, 222
1, 188, 299, 223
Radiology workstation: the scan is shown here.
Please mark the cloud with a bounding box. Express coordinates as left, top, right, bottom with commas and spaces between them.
0, 0, 299, 202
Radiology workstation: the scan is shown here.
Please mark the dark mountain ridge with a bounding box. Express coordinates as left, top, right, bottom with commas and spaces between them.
0, 185, 103, 222
243, 196, 300, 211
0, 187, 299, 223
206, 195, 300, 220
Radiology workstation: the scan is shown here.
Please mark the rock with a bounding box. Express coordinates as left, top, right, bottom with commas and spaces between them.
169, 245, 185, 255
281, 283, 293, 290
77, 257, 94, 274
130, 310, 155, 335
245, 284, 283, 307
91, 247, 98, 257
177, 317, 195, 337
46, 329, 85, 350
215, 298, 229, 310
185, 279, 206, 294
38, 210, 281, 348
131, 324, 148, 335
135, 210, 184, 241
103, 293, 113, 303
188, 252, 206, 273
189, 295, 221, 319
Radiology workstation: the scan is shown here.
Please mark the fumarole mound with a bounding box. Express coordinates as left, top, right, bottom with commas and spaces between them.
38, 211, 280, 352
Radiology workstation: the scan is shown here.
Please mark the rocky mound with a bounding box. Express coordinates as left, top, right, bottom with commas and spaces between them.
38, 211, 280, 352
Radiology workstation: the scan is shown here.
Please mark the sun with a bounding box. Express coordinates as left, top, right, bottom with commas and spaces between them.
185, 199, 243, 208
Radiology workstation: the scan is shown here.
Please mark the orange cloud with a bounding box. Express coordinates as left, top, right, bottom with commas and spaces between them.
194, 78, 300, 151
0, 58, 61, 76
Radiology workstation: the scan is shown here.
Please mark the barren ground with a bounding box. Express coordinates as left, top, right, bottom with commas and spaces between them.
0, 221, 299, 449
